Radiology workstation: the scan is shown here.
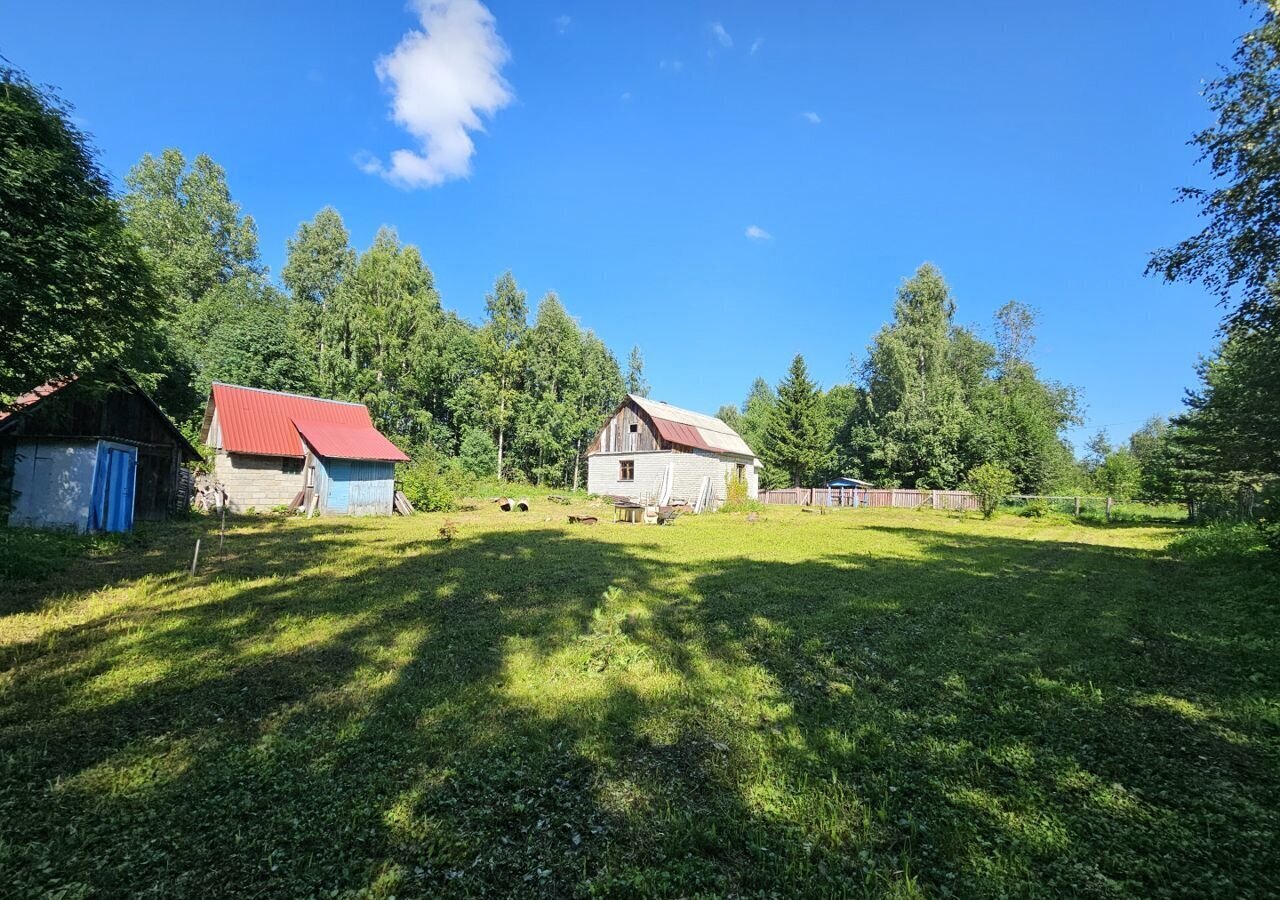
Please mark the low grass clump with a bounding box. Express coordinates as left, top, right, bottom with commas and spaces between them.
1, 502, 1277, 897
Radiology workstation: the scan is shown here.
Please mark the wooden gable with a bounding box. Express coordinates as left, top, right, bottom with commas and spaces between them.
589, 397, 667, 454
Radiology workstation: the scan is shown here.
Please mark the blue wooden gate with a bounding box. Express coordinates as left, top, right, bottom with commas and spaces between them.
89, 442, 137, 532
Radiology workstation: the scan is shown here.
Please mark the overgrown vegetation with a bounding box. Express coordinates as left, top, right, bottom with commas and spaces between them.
1, 507, 1275, 897
399, 452, 476, 512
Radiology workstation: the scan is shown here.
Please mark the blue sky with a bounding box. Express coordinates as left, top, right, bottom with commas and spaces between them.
4, 1, 1255, 450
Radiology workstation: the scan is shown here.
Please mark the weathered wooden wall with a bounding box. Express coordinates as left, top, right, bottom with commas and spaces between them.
589, 398, 666, 454
1, 383, 188, 520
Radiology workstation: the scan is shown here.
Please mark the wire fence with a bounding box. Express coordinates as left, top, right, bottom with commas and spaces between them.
1000, 495, 1187, 523
758, 487, 1189, 522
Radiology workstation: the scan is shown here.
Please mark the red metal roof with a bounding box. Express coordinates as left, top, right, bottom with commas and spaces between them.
293, 419, 410, 462
650, 417, 719, 453
210, 383, 404, 461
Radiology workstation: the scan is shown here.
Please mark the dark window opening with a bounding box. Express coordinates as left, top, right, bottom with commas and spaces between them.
735, 463, 746, 482
620, 460, 635, 481
629, 423, 639, 433
282, 458, 303, 475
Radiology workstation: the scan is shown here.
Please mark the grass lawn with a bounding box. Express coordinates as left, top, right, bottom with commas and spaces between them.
2, 501, 1277, 898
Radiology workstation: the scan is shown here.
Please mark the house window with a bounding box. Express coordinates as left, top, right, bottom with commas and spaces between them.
629, 423, 639, 433
735, 463, 746, 482
282, 457, 303, 475
619, 460, 635, 481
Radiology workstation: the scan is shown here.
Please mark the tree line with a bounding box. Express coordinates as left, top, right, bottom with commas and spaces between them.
5, 0, 1280, 527
1, 64, 646, 488
1140, 2, 1280, 528
123, 150, 641, 488
720, 1, 1280, 525
718, 264, 1091, 495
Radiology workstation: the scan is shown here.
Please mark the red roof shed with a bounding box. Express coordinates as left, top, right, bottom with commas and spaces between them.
202, 384, 409, 462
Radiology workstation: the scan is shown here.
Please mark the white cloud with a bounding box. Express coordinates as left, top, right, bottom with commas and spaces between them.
659, 58, 683, 73
750, 37, 764, 55
801, 111, 821, 125
745, 225, 772, 241
364, 0, 514, 189
710, 21, 733, 48
554, 14, 571, 34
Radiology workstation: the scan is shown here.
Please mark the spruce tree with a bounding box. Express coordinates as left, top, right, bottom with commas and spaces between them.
763, 354, 827, 486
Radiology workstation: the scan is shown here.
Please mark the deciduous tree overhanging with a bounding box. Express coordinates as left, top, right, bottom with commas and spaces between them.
0, 66, 162, 403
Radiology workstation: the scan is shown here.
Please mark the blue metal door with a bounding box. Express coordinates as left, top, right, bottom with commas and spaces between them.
90, 442, 137, 532
326, 459, 351, 512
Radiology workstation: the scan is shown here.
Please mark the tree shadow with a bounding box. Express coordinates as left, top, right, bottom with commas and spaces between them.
2, 517, 1276, 898
634, 524, 1278, 896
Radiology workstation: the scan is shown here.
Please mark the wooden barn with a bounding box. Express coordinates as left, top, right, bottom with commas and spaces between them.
587, 395, 760, 509
0, 375, 199, 533
200, 383, 409, 515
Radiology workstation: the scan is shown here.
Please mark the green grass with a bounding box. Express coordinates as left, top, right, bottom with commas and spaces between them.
1, 502, 1277, 898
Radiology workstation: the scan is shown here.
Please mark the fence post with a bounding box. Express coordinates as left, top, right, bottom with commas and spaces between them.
1106, 496, 1113, 522
1074, 496, 1081, 517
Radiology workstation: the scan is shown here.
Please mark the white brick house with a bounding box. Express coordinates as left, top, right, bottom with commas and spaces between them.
586, 395, 759, 508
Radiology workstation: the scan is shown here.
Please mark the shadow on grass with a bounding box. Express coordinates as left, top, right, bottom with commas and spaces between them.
1, 517, 1276, 898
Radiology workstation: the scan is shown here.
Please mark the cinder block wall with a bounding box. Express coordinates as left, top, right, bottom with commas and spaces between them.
587, 450, 756, 506
212, 451, 303, 512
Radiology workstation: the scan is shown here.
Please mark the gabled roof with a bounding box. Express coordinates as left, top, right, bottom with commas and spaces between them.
206, 383, 407, 461
628, 394, 757, 458
1, 373, 200, 461
0, 375, 78, 424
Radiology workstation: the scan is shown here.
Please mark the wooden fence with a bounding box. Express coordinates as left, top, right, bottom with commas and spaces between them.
757, 487, 981, 511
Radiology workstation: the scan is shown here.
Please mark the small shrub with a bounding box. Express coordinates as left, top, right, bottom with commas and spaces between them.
401, 454, 475, 512
1020, 499, 1051, 518
965, 463, 1015, 519
438, 520, 459, 542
